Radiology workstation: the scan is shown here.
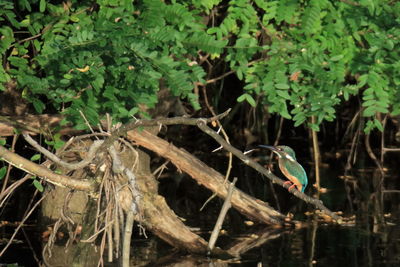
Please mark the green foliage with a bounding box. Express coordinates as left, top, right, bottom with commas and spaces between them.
0, 166, 7, 180
1, 0, 400, 132
32, 177, 44, 192
1, 0, 225, 128
44, 133, 65, 150
30, 154, 41, 161
206, 0, 400, 132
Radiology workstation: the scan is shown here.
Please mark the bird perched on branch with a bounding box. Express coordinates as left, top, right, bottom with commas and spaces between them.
259, 145, 308, 193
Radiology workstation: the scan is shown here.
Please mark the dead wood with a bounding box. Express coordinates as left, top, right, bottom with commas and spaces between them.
133, 149, 225, 255
0, 112, 341, 261
0, 114, 77, 137
127, 129, 286, 224
0, 145, 95, 191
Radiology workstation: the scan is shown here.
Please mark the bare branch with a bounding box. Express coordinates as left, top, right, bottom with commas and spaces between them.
23, 133, 103, 170
100, 109, 232, 151
208, 177, 237, 253
0, 146, 95, 191
196, 120, 342, 222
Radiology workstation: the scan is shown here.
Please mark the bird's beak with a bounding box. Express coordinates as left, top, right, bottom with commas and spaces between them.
259, 145, 281, 156
258, 145, 277, 152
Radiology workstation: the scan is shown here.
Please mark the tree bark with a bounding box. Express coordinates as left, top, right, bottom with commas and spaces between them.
127, 129, 286, 224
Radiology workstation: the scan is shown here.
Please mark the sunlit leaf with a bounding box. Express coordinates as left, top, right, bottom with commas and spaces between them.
30, 154, 41, 161
245, 94, 256, 107
275, 83, 290, 89
374, 118, 384, 132
33, 179, 44, 192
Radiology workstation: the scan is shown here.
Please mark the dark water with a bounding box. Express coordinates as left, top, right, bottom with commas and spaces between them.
4, 223, 400, 266
126, 220, 400, 266
2, 159, 400, 266
254, 224, 400, 267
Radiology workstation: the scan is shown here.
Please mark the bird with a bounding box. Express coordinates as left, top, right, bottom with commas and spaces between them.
259, 145, 308, 193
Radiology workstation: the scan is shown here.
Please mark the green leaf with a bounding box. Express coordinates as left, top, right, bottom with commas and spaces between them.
246, 94, 256, 107
30, 154, 41, 161
33, 179, 44, 192
276, 90, 291, 100
39, 0, 46, 12
32, 99, 45, 113
364, 120, 374, 134
309, 123, 320, 132
280, 103, 292, 119
330, 55, 343, 62
237, 94, 246, 102
0, 166, 7, 180
275, 83, 290, 89
293, 112, 307, 126
0, 138, 6, 146
363, 106, 376, 117
52, 133, 65, 150
374, 118, 384, 132
63, 73, 73, 80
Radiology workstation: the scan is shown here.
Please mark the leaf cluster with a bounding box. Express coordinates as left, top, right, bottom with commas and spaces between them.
1, 0, 226, 128
1, 0, 400, 132
206, 0, 400, 132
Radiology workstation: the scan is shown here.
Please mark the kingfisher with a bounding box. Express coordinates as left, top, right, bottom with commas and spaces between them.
259, 145, 308, 193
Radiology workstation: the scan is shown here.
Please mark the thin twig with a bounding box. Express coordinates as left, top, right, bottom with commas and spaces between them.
108, 143, 141, 265
99, 109, 232, 152
269, 117, 284, 211
196, 120, 342, 222
23, 133, 103, 170
0, 173, 32, 207
380, 116, 387, 163
208, 177, 237, 253
79, 110, 98, 138
122, 211, 135, 267
311, 116, 321, 195
200, 86, 233, 211
0, 192, 47, 257
0, 134, 18, 195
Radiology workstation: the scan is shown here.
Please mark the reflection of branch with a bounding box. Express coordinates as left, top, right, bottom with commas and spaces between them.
226, 227, 283, 256
0, 146, 95, 191
196, 120, 342, 222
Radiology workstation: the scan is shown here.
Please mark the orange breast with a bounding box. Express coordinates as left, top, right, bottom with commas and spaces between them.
278, 161, 303, 192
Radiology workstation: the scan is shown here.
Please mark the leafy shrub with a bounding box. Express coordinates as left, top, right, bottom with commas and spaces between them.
1, 0, 400, 132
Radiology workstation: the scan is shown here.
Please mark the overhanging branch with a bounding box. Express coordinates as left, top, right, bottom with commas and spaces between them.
0, 146, 95, 191
196, 120, 342, 222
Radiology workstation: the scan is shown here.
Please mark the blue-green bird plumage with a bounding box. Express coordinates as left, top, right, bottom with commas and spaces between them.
259, 145, 308, 192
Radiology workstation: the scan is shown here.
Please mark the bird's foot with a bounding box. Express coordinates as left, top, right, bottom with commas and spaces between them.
283, 181, 298, 192
287, 184, 297, 192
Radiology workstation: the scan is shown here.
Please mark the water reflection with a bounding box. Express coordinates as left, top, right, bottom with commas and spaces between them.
132, 222, 400, 266
258, 224, 400, 267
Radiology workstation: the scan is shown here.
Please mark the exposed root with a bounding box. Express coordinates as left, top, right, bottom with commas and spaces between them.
41, 133, 142, 266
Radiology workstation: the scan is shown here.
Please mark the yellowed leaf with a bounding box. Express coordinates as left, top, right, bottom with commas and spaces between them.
76, 65, 90, 72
